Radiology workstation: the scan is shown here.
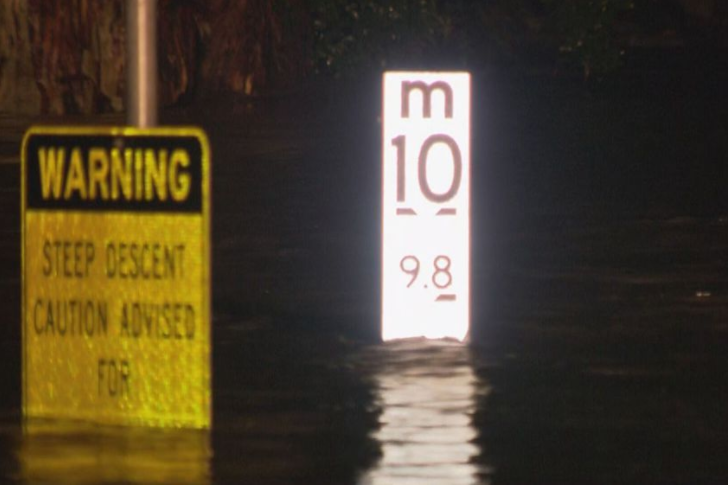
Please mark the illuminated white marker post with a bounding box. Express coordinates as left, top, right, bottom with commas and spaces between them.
382, 72, 471, 341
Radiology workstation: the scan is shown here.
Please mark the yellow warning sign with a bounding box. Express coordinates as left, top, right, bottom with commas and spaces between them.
21, 126, 211, 428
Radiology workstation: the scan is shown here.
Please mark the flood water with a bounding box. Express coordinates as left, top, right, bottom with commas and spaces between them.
359, 341, 488, 485
1, 65, 728, 483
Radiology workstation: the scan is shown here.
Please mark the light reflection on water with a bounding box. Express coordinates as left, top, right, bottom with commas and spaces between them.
18, 420, 210, 484
359, 339, 490, 485
7, 340, 491, 484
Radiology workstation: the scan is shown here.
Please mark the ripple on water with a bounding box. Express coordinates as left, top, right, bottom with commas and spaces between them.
357, 339, 491, 485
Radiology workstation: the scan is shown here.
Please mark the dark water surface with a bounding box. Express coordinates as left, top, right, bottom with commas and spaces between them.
1, 66, 728, 483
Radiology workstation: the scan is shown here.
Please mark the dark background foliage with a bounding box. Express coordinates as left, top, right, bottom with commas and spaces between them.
1, 0, 726, 113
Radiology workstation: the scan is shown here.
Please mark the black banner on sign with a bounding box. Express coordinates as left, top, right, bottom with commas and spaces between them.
24, 133, 204, 213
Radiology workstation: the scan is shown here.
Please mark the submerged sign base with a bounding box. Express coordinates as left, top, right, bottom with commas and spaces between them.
22, 126, 211, 428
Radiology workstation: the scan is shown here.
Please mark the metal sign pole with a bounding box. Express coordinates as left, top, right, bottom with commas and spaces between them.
126, 0, 157, 127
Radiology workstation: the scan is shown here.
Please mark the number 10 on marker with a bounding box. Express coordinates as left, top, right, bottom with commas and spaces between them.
381, 72, 471, 341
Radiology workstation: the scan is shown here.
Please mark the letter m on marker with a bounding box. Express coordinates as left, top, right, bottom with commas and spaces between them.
401, 80, 453, 119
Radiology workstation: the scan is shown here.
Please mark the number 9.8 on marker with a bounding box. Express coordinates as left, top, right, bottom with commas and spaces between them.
400, 255, 456, 302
